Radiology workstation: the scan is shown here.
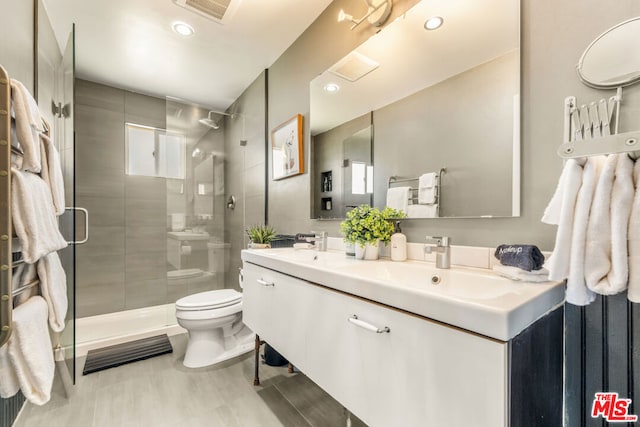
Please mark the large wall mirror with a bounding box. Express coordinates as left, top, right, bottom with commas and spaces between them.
310, 0, 521, 219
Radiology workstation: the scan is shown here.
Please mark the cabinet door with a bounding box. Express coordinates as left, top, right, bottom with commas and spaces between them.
304, 284, 508, 427
242, 262, 310, 370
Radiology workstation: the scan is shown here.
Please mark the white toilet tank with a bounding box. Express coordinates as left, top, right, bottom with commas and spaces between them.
207, 242, 231, 273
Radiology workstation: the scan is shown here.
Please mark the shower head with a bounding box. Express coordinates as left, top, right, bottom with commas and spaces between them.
198, 116, 220, 129
199, 110, 236, 129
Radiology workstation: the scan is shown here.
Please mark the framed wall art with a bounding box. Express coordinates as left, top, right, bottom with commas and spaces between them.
271, 114, 304, 180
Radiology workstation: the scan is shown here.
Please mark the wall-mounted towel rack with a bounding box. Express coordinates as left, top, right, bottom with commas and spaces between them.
558, 88, 640, 160
388, 168, 446, 217
0, 65, 13, 348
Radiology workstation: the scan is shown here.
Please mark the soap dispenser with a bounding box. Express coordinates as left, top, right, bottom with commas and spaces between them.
390, 221, 407, 262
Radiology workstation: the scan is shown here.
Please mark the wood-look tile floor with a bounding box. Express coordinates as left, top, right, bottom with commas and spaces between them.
13, 334, 367, 427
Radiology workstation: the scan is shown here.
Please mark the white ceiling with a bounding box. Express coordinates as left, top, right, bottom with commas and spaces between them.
310, 0, 520, 134
42, 0, 333, 110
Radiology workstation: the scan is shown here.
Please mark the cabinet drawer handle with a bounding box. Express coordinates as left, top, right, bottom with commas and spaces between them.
348, 315, 390, 334
257, 278, 275, 287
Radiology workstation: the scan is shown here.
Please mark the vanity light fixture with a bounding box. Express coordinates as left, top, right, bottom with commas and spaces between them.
323, 83, 341, 93
424, 16, 444, 31
172, 21, 195, 36
338, 0, 393, 31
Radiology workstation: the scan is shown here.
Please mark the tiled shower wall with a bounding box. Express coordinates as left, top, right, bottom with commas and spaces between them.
75, 79, 169, 317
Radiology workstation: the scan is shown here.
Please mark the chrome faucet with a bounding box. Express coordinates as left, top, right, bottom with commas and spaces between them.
295, 231, 328, 252
424, 236, 451, 269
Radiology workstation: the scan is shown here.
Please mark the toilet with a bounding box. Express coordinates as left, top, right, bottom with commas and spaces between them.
174, 242, 253, 368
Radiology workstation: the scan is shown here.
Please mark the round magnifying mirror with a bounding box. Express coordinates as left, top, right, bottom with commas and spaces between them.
577, 17, 640, 89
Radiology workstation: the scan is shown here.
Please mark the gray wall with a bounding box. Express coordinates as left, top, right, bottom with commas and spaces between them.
0, 0, 34, 93
224, 71, 266, 290
266, 0, 640, 251
374, 52, 518, 218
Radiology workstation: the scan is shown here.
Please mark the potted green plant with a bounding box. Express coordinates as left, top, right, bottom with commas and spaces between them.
340, 205, 405, 260
246, 224, 276, 249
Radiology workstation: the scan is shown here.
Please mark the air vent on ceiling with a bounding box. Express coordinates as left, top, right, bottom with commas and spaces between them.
328, 51, 380, 82
173, 0, 241, 24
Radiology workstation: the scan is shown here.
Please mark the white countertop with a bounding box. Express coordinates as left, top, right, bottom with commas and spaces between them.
241, 248, 565, 341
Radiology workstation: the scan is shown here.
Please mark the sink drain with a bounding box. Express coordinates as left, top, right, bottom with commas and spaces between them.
431, 274, 441, 285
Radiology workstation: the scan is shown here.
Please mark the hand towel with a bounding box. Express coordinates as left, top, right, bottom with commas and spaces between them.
39, 133, 66, 216
10, 80, 42, 173
0, 344, 20, 399
406, 204, 438, 218
565, 156, 604, 306
37, 252, 68, 333
386, 186, 410, 212
492, 265, 551, 282
627, 160, 640, 302
494, 244, 545, 271
418, 173, 437, 204
11, 168, 68, 264
585, 154, 634, 295
12, 263, 39, 306
7, 296, 55, 405
544, 159, 583, 280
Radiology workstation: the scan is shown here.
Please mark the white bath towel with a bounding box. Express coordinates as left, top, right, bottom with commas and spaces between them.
37, 252, 68, 333
10, 80, 42, 173
585, 154, 635, 295
0, 344, 20, 399
406, 204, 438, 218
386, 186, 410, 212
418, 173, 437, 204
565, 156, 604, 305
492, 265, 551, 282
7, 296, 55, 405
12, 263, 39, 306
39, 133, 66, 216
11, 168, 68, 264
627, 160, 640, 302
544, 159, 584, 280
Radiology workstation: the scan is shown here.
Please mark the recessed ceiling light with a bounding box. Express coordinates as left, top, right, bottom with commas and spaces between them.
324, 83, 341, 93
424, 16, 444, 31
172, 21, 195, 36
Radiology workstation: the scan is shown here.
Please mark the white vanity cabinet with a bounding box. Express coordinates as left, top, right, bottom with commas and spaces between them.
243, 262, 508, 427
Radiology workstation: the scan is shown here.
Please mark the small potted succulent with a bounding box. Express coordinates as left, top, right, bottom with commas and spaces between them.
246, 224, 276, 249
340, 205, 405, 260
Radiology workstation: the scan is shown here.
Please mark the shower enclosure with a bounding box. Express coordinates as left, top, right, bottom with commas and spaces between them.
72, 87, 231, 353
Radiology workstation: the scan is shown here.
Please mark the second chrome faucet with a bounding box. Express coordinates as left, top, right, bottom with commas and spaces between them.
424, 236, 451, 269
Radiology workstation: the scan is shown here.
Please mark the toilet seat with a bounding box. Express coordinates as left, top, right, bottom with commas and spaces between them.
176, 289, 242, 311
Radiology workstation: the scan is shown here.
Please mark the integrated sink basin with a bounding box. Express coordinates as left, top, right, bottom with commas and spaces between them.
167, 231, 210, 241
242, 248, 564, 341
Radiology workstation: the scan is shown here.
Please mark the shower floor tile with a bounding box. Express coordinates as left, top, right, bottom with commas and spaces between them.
13, 334, 367, 427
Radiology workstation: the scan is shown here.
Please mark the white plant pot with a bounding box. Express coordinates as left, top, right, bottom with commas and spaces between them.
248, 243, 270, 249
355, 241, 379, 260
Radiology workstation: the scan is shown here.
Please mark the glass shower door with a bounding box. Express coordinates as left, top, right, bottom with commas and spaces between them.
57, 25, 77, 384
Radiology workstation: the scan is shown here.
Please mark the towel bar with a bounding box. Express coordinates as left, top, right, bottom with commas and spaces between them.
11, 279, 39, 297
388, 168, 446, 217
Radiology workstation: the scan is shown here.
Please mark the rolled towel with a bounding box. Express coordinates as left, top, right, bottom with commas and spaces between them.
37, 252, 68, 333
39, 133, 65, 216
494, 244, 545, 271
492, 265, 551, 282
386, 186, 410, 212
7, 296, 55, 405
10, 79, 42, 173
11, 168, 68, 264
544, 159, 583, 280
628, 160, 640, 302
585, 154, 634, 295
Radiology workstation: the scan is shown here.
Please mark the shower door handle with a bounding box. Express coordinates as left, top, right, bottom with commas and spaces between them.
64, 207, 89, 245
